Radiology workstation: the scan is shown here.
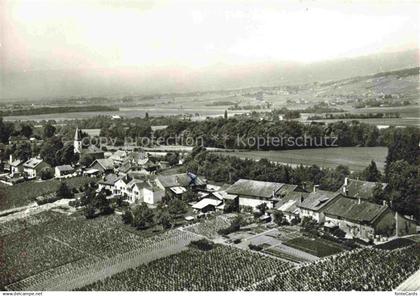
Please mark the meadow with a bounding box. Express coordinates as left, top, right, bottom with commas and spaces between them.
214, 146, 388, 171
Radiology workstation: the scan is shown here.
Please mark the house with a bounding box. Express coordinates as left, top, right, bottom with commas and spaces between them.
142, 182, 165, 205
192, 198, 222, 213
109, 150, 128, 165
9, 157, 24, 176
23, 158, 50, 179
114, 175, 133, 197
129, 181, 145, 203
273, 191, 309, 223
89, 158, 115, 174
126, 179, 165, 204
338, 177, 388, 200
324, 196, 417, 241
225, 179, 298, 211
98, 173, 122, 192
298, 188, 342, 223
55, 165, 75, 178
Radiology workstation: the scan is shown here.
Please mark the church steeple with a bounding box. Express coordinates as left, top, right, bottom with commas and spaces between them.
74, 127, 82, 154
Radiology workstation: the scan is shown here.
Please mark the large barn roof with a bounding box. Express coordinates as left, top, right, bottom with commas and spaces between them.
226, 179, 285, 199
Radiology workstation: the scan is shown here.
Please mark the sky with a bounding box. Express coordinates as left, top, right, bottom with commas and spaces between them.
0, 0, 419, 98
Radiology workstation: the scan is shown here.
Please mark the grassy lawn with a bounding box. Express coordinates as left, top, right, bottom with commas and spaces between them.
215, 146, 387, 171
283, 236, 343, 257
0, 176, 95, 211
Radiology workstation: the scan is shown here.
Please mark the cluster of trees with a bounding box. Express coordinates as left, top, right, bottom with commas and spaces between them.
0, 118, 34, 143
217, 215, 246, 235
383, 128, 419, 219
0, 118, 80, 167
308, 112, 400, 120
156, 117, 403, 149
184, 146, 353, 192
75, 185, 114, 219
122, 199, 189, 230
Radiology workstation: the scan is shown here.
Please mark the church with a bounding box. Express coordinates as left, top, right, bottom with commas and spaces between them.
73, 127, 105, 159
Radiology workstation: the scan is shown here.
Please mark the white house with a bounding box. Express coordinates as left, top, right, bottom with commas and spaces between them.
9, 158, 24, 176
298, 188, 341, 223
23, 158, 50, 179
55, 165, 75, 178
142, 183, 165, 205
127, 179, 165, 205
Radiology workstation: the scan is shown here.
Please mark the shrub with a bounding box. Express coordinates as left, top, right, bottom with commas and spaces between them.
189, 239, 214, 251
248, 244, 263, 251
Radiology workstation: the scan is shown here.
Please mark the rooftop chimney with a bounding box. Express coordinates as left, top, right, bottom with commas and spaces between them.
313, 185, 319, 193
344, 177, 348, 186
358, 198, 361, 205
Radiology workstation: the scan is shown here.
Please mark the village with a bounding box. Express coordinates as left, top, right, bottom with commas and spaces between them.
1, 127, 417, 245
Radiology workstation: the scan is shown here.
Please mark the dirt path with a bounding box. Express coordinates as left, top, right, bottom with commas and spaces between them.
6, 229, 200, 291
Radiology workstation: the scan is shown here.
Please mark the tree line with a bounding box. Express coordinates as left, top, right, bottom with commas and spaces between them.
155, 117, 413, 149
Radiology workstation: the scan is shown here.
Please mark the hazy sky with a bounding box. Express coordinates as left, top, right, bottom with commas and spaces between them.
2, 0, 419, 74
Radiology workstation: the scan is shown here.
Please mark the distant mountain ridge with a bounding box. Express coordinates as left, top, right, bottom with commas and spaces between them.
1, 49, 418, 100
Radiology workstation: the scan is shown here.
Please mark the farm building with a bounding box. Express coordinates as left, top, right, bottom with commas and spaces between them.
338, 177, 388, 200
324, 196, 417, 241
156, 173, 206, 193
298, 188, 341, 223
225, 179, 298, 211
272, 191, 309, 223
23, 158, 50, 179
192, 198, 222, 213
89, 158, 115, 174
55, 165, 75, 178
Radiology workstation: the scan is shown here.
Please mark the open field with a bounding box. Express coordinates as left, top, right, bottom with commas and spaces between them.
214, 147, 388, 171
0, 176, 95, 211
79, 244, 293, 291
283, 237, 343, 257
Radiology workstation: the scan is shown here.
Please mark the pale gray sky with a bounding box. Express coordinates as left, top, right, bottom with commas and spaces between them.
2, 0, 418, 73
0, 0, 419, 99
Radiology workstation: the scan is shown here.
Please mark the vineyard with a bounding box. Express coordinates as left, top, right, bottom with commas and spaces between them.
253, 245, 420, 291
0, 210, 184, 289
183, 215, 233, 238
79, 244, 294, 291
